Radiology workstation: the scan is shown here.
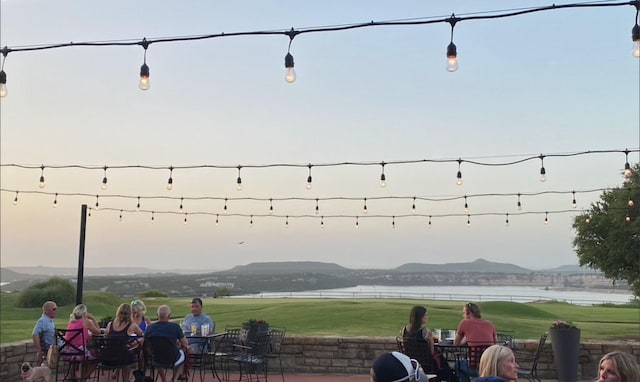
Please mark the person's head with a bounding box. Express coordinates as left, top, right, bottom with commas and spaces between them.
597, 351, 640, 382
115, 303, 132, 323
42, 301, 58, 318
190, 298, 203, 316
463, 302, 481, 319
408, 306, 428, 333
70, 304, 87, 320
478, 345, 519, 381
130, 299, 147, 317
370, 351, 427, 382
157, 305, 171, 321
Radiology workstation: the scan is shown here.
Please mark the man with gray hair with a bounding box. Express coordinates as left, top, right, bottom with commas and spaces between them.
145, 305, 189, 381
32, 300, 58, 365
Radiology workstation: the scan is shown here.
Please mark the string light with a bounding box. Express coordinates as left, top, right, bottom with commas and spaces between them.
411, 197, 416, 214
428, 215, 432, 228
363, 198, 368, 214
539, 154, 547, 182
184, 212, 188, 224
320, 216, 324, 228
13, 191, 18, 205
223, 198, 228, 214
355, 216, 359, 228
505, 213, 509, 227
101, 166, 108, 190
53, 193, 58, 208
585, 216, 590, 224
250, 215, 254, 226
628, 196, 635, 207
119, 209, 123, 221
379, 162, 387, 188
236, 166, 243, 191
623, 149, 633, 178
167, 166, 174, 190
572, 191, 577, 208
0, 49, 7, 98
269, 198, 274, 214
215, 214, 219, 225
179, 197, 184, 210
625, 214, 631, 222
463, 195, 469, 213
95, 195, 100, 210
306, 164, 313, 190
391, 216, 395, 229
284, 28, 298, 83
38, 165, 45, 189
466, 214, 471, 227
315, 198, 319, 215
285, 215, 289, 227
456, 159, 463, 186
138, 38, 150, 91
446, 15, 460, 72
544, 211, 549, 225
517, 193, 522, 211
136, 196, 141, 211
632, 5, 640, 57
151, 211, 155, 222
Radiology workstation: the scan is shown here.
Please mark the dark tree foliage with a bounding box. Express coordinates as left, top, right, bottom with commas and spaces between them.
573, 164, 640, 297
16, 277, 75, 308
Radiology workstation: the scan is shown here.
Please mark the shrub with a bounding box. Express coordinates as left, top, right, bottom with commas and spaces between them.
139, 289, 168, 298
16, 277, 75, 308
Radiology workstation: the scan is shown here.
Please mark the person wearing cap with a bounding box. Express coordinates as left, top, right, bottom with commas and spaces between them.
370, 351, 429, 382
181, 298, 215, 352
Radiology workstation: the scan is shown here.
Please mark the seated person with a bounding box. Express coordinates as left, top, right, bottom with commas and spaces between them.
64, 304, 101, 380
596, 351, 640, 382
32, 301, 59, 366
145, 305, 189, 382
476, 344, 519, 382
454, 302, 497, 382
401, 306, 434, 370
105, 303, 144, 381
370, 351, 429, 382
181, 298, 214, 353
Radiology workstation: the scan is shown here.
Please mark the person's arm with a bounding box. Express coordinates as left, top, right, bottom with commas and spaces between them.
424, 329, 435, 354
178, 336, 189, 352
453, 322, 465, 346
208, 317, 215, 332
83, 314, 101, 335
130, 322, 144, 337
32, 333, 43, 363
105, 321, 112, 335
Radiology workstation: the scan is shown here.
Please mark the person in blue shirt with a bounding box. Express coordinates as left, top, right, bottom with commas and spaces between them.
181, 298, 215, 352
32, 301, 58, 365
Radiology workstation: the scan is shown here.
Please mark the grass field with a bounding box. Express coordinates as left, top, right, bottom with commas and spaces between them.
2, 291, 638, 344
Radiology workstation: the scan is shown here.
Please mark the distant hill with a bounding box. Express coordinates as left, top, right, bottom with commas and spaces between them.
227, 261, 349, 275
395, 258, 532, 274
0, 268, 47, 282
541, 264, 599, 273
4, 266, 165, 278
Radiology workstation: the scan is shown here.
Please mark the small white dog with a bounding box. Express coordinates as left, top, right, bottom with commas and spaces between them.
21, 362, 51, 382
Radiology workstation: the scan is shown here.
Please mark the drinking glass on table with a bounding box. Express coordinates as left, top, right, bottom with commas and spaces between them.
191, 323, 198, 336
432, 329, 441, 343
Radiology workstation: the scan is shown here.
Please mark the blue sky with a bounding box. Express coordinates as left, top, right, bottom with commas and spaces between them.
1, 1, 638, 271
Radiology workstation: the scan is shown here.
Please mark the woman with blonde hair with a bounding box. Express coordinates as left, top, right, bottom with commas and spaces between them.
106, 304, 143, 381
475, 344, 519, 382
130, 299, 151, 333
597, 351, 640, 382
64, 304, 101, 380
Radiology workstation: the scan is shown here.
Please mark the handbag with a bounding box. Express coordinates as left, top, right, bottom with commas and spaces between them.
46, 343, 59, 369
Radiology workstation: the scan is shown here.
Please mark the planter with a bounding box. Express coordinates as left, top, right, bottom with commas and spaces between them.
241, 321, 269, 345
550, 327, 581, 382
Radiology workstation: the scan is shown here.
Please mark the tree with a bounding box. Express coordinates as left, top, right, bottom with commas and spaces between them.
16, 277, 75, 308
572, 164, 640, 298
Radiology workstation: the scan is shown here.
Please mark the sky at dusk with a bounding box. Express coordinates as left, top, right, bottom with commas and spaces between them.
1, 1, 638, 272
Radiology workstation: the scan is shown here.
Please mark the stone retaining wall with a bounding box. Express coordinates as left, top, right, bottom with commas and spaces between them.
1, 337, 638, 382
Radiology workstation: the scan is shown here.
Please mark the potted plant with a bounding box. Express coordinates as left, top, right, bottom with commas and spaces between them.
549, 320, 581, 382
241, 319, 269, 345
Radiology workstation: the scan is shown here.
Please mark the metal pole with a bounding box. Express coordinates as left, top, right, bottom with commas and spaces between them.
76, 204, 87, 305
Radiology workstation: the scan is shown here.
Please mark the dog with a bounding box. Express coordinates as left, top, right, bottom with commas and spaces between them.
21, 362, 51, 382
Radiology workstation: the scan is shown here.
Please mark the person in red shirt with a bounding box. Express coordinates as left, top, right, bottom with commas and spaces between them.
454, 302, 497, 346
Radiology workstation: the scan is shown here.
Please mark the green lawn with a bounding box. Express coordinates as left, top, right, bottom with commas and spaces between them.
2, 291, 638, 344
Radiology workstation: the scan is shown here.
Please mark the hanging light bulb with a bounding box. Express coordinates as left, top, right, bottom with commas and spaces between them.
250, 215, 254, 227
585, 216, 590, 224
0, 70, 7, 98
456, 159, 463, 186
355, 216, 359, 228
539, 155, 546, 182
628, 198, 635, 207
119, 210, 123, 222
138, 38, 150, 90
623, 149, 632, 178
167, 166, 174, 190
136, 196, 141, 211
505, 213, 509, 227
321, 216, 325, 228
53, 193, 58, 208
466, 215, 471, 227
223, 198, 228, 214
215, 214, 219, 225
411, 197, 416, 214
463, 195, 469, 213
179, 197, 184, 210
446, 15, 460, 72
101, 166, 108, 190
184, 213, 188, 224
236, 166, 243, 191
269, 198, 274, 214
284, 29, 298, 83
544, 212, 549, 225
151, 211, 155, 222
625, 214, 631, 223
95, 195, 100, 210
517, 193, 522, 211
315, 198, 319, 215
572, 191, 577, 209
363, 198, 368, 214
39, 165, 45, 188
380, 162, 387, 188
306, 164, 313, 190
428, 216, 432, 228
13, 191, 18, 205
632, 23, 640, 58
285, 215, 289, 228
391, 216, 396, 229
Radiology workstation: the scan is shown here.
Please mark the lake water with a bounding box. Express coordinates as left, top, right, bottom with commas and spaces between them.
236, 285, 636, 306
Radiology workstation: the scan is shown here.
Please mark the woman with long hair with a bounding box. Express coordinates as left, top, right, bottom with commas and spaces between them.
597, 351, 640, 382
130, 299, 151, 333
476, 344, 519, 382
64, 304, 101, 380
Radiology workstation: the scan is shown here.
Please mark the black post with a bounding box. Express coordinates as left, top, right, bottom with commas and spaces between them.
76, 204, 87, 305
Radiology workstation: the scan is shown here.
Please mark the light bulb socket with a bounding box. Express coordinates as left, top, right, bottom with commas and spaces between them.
540, 167, 546, 175
446, 42, 457, 58
140, 63, 150, 78
380, 173, 386, 181
285, 53, 295, 68
236, 177, 242, 184
307, 175, 312, 183
0, 70, 6, 84
632, 24, 640, 41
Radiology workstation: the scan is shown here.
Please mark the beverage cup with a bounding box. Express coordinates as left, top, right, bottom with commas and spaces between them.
191, 323, 198, 336
432, 329, 441, 343
201, 324, 209, 336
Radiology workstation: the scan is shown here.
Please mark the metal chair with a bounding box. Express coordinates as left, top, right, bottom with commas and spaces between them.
396, 336, 434, 374
497, 332, 515, 348
232, 333, 271, 382
144, 336, 183, 382
92, 336, 139, 382
216, 328, 242, 382
515, 332, 548, 382
265, 327, 286, 382
53, 327, 87, 382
